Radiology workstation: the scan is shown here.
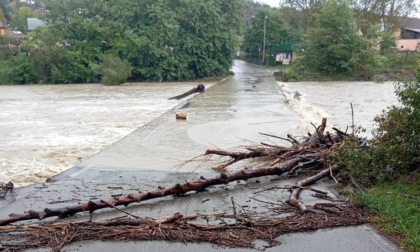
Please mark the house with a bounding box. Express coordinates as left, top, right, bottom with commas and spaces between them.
396, 17, 420, 52
27, 18, 46, 31
272, 44, 296, 65
0, 22, 7, 35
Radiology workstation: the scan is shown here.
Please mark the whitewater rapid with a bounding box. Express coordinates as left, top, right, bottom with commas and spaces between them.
0, 80, 400, 187
279, 81, 399, 136
0, 83, 208, 187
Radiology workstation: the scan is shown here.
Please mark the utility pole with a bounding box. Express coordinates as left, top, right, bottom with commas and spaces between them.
262, 16, 267, 64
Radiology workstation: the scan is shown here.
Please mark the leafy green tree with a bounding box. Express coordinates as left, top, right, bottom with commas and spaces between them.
13, 0, 245, 84
280, 0, 326, 31
242, 8, 299, 61
379, 31, 396, 55
0, 0, 10, 23
332, 62, 420, 185
10, 6, 37, 32
0, 5, 7, 24
303, 0, 378, 74
92, 54, 132, 85
350, 0, 417, 36
374, 63, 420, 174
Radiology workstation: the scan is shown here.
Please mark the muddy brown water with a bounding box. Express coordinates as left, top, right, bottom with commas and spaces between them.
0, 70, 398, 187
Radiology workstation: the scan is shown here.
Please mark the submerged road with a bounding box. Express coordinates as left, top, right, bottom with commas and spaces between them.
58, 60, 299, 174
0, 61, 401, 251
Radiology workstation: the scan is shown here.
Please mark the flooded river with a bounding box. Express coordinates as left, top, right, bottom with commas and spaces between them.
280, 81, 399, 136
0, 79, 399, 187
0, 83, 207, 187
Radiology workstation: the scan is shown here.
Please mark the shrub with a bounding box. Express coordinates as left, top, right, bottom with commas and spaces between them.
331, 61, 420, 186
92, 54, 133, 85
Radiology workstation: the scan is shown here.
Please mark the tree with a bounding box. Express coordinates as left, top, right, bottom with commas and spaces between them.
10, 6, 38, 32
0, 8, 6, 25
280, 0, 326, 30
350, 0, 417, 36
373, 63, 420, 175
333, 61, 420, 185
0, 0, 10, 23
14, 0, 246, 84
242, 8, 299, 61
302, 0, 378, 74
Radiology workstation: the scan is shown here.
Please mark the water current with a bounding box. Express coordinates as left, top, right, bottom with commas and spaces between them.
0, 83, 206, 187
0, 80, 399, 187
280, 81, 399, 136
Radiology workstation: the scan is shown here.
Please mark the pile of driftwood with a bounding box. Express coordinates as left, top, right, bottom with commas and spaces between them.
0, 118, 367, 251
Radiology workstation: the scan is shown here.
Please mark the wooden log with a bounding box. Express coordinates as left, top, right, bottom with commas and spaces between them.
0, 182, 13, 199
205, 148, 272, 160
168, 84, 205, 100
319, 118, 327, 134
0, 154, 318, 226
288, 166, 338, 211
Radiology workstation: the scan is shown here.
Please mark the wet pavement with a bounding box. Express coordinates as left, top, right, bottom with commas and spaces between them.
0, 61, 401, 251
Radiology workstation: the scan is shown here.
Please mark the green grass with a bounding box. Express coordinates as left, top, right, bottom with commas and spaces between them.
357, 183, 420, 251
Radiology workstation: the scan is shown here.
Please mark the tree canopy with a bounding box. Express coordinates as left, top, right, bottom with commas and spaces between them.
241, 8, 301, 61
301, 0, 378, 74
6, 0, 246, 84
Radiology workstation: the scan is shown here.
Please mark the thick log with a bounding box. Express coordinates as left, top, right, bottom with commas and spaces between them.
319, 118, 327, 134
205, 148, 279, 160
0, 182, 13, 199
288, 166, 338, 211
0, 154, 318, 226
168, 84, 205, 100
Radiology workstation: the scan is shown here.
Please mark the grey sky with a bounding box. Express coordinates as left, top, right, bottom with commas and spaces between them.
255, 0, 420, 17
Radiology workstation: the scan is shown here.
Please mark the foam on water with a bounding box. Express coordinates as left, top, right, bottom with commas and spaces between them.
0, 83, 207, 187
0, 81, 400, 187
279, 81, 399, 136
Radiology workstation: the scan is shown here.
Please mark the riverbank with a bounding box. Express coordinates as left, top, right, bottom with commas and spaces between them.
357, 178, 420, 251
278, 80, 419, 252
0, 61, 402, 251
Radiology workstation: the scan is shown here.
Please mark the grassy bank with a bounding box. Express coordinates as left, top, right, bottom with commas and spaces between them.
251, 52, 419, 82
356, 181, 420, 251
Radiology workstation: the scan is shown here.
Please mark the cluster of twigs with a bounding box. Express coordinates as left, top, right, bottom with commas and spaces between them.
0, 118, 366, 251
0, 201, 366, 251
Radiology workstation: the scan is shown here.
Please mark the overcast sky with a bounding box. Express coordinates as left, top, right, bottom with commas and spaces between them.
255, 0, 420, 18
256, 0, 280, 7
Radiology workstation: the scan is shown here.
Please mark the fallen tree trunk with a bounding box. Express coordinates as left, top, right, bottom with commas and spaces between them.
0, 182, 13, 199
0, 118, 368, 251
168, 84, 205, 100
0, 154, 317, 226
288, 166, 338, 211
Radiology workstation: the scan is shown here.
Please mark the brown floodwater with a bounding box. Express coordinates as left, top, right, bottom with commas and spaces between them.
0, 79, 399, 187
0, 82, 210, 186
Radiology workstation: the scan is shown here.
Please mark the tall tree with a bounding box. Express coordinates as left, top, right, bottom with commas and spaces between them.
350, 0, 417, 35
14, 0, 246, 84
10, 6, 37, 32
280, 0, 326, 30
242, 9, 298, 60
303, 0, 378, 74
0, 0, 10, 23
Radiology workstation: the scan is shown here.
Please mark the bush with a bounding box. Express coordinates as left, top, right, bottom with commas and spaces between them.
331, 61, 420, 186
330, 139, 400, 186
1, 57, 38, 84
92, 54, 133, 85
